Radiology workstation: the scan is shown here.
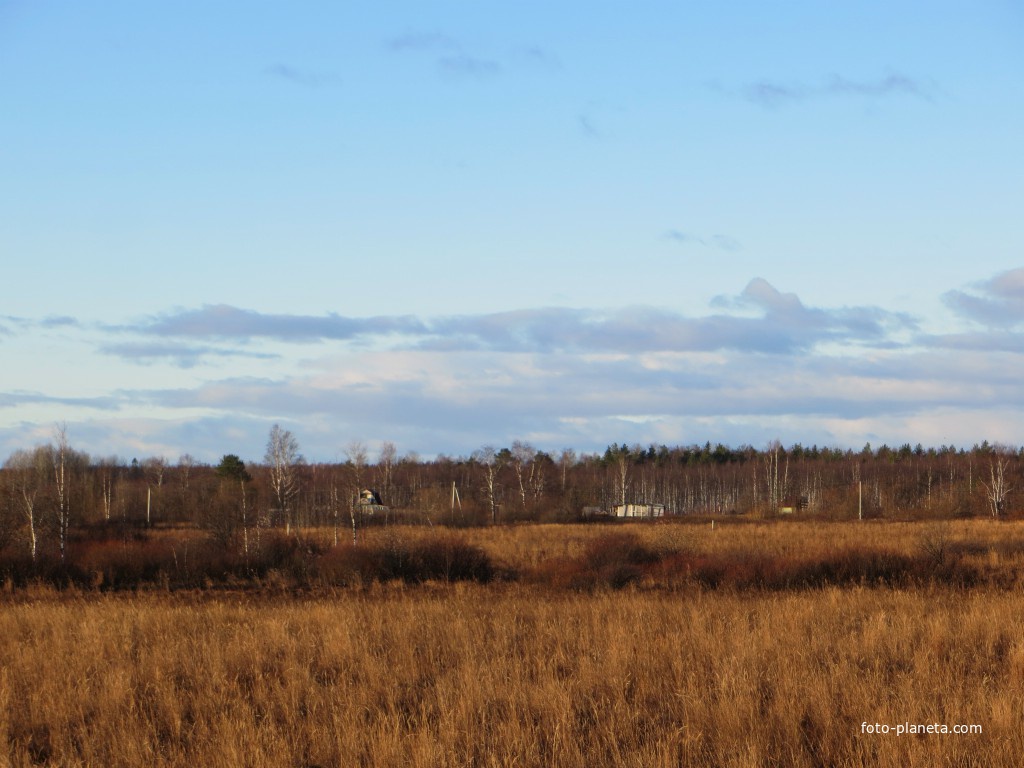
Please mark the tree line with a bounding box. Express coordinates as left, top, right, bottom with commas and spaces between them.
1, 424, 1021, 563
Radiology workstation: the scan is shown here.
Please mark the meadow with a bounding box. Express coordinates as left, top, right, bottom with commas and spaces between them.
1, 519, 1023, 766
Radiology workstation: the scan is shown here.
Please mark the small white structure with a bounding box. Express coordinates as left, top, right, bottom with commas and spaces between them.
613, 503, 665, 519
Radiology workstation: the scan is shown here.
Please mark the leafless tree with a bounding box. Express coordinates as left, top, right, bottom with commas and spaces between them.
346, 440, 368, 492
143, 456, 167, 525
982, 450, 1013, 517
510, 440, 536, 513
265, 424, 302, 533
0, 472, 19, 555
144, 456, 167, 489
763, 439, 788, 512
608, 445, 630, 507
345, 440, 372, 527
4, 448, 46, 562
328, 475, 344, 546
558, 448, 576, 492
178, 454, 195, 492
473, 446, 501, 524
96, 456, 119, 522
51, 424, 71, 562
377, 441, 397, 501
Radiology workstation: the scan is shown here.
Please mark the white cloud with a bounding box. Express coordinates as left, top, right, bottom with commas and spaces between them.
3, 272, 1024, 461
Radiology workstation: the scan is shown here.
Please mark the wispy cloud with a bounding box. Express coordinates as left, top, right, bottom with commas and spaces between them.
437, 54, 501, 78
386, 30, 556, 81
665, 230, 741, 251
98, 341, 280, 368
577, 113, 600, 138
917, 331, 1024, 354
942, 268, 1024, 328
742, 71, 931, 108
0, 391, 120, 411
827, 73, 926, 98
0, 314, 29, 334
39, 315, 79, 328
124, 304, 427, 342
0, 314, 79, 338
387, 30, 498, 79
510, 45, 561, 72
116, 281, 914, 357
386, 31, 460, 52
265, 63, 343, 88
744, 81, 805, 109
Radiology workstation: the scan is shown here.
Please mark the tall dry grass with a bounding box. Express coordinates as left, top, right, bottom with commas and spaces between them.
335, 518, 1024, 566
0, 583, 1019, 766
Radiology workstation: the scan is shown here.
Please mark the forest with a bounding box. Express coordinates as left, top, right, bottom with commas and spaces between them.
3, 429, 1019, 529
0, 423, 1018, 585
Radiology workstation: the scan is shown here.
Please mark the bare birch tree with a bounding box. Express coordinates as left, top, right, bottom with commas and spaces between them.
345, 440, 372, 526
982, 451, 1013, 517
346, 440, 368, 492
4, 449, 46, 562
178, 454, 195, 492
607, 445, 630, 507
143, 456, 167, 526
265, 424, 302, 534
51, 424, 71, 562
96, 457, 118, 522
328, 474, 348, 547
377, 441, 397, 502
558, 448, 576, 492
510, 440, 535, 514
473, 446, 501, 524
763, 440, 788, 512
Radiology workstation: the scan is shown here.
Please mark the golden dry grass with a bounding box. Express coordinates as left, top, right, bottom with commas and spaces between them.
0, 582, 1019, 766
3, 519, 1024, 766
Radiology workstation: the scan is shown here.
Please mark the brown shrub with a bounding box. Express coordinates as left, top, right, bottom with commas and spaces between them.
316, 536, 495, 585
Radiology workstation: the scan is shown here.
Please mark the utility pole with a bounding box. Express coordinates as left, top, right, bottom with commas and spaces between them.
451, 481, 461, 525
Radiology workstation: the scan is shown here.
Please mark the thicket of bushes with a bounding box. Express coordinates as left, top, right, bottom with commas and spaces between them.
0, 524, 1018, 593
0, 525, 499, 591
535, 531, 993, 591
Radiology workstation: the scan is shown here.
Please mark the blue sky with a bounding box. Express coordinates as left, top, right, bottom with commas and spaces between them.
2, 1, 1023, 463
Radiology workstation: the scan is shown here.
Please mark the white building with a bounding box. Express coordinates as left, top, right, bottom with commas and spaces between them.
613, 503, 666, 519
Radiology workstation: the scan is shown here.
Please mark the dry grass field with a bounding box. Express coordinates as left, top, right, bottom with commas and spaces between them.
1, 520, 1023, 766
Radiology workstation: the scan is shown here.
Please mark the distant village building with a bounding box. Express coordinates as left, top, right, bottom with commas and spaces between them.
356, 489, 389, 514
778, 495, 811, 515
613, 503, 666, 519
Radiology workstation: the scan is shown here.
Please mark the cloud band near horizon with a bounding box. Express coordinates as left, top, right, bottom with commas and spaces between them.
1, 271, 1023, 462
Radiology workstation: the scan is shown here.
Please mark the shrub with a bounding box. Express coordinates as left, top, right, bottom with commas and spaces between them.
73, 539, 177, 589
534, 532, 670, 590
315, 535, 495, 586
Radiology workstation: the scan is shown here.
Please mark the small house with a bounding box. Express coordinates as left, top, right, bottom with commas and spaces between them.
356, 488, 389, 514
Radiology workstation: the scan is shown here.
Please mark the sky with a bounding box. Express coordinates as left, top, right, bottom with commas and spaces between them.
1, 1, 1023, 465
